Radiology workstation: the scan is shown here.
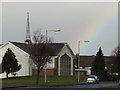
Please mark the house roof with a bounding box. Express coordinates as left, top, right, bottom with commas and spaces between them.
10, 41, 73, 56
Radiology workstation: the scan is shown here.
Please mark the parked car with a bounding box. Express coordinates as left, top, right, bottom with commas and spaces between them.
87, 75, 99, 84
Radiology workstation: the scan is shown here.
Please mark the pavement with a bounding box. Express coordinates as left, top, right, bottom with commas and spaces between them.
1, 84, 26, 89
1, 82, 87, 89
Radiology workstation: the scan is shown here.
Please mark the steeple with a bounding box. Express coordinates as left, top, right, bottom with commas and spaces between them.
25, 12, 31, 44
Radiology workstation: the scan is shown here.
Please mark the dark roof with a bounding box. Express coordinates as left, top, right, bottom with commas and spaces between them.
10, 41, 65, 56
10, 41, 30, 54
49, 43, 64, 56
78, 56, 116, 67
80, 56, 95, 61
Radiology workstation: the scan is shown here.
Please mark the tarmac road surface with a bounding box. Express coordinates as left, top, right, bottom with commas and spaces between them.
52, 81, 118, 88
2, 82, 119, 90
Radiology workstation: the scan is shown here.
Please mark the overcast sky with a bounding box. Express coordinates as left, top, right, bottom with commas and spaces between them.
1, 2, 118, 56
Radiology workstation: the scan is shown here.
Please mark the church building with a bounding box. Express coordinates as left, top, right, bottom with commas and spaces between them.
0, 12, 75, 78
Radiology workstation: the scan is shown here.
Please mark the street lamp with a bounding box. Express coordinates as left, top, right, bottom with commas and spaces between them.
77, 40, 89, 82
46, 29, 61, 42
45, 29, 61, 83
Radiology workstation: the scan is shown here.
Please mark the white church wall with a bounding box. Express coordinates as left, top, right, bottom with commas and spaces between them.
46, 57, 55, 69
0, 42, 31, 79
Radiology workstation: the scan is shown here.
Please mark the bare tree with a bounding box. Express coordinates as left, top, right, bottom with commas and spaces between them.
111, 44, 120, 77
112, 44, 120, 56
29, 30, 53, 85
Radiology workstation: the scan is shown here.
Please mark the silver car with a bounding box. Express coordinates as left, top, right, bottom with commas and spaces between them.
87, 75, 99, 84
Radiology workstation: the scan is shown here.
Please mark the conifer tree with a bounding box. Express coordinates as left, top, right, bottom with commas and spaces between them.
91, 47, 108, 80
2, 48, 21, 78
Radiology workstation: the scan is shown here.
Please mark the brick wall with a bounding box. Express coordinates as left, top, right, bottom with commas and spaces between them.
74, 56, 116, 74
32, 68, 54, 76
32, 57, 58, 76
54, 57, 58, 75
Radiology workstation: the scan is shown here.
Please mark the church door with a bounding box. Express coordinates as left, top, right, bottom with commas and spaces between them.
60, 54, 71, 76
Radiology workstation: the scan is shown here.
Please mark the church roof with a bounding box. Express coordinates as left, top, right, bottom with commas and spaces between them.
10, 41, 74, 56
10, 41, 30, 54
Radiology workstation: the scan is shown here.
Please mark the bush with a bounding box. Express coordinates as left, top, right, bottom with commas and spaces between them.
107, 75, 118, 81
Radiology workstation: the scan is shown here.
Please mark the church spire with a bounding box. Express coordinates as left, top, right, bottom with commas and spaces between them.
25, 12, 31, 44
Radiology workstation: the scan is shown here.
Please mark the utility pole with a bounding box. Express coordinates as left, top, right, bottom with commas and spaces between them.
45, 29, 61, 83
77, 40, 89, 82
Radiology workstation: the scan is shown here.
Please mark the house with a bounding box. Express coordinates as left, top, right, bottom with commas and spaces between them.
74, 55, 116, 76
0, 41, 74, 79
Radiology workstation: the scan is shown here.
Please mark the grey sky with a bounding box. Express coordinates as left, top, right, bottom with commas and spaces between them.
2, 2, 118, 55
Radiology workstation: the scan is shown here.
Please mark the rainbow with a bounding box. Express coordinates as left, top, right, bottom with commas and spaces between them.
74, 3, 117, 54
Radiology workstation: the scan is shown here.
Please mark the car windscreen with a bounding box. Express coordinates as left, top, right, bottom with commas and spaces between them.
88, 76, 95, 78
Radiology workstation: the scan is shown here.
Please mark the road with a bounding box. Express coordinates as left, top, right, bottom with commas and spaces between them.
2, 82, 119, 90
52, 82, 118, 88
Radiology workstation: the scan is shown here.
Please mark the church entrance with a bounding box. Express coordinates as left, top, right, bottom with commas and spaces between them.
60, 54, 71, 76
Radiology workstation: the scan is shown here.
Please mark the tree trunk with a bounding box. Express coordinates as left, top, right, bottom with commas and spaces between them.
36, 67, 40, 85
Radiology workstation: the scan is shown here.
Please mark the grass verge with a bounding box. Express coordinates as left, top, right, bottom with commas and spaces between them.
0, 75, 87, 87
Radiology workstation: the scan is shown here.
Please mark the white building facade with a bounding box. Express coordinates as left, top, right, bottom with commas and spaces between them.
0, 42, 32, 78
0, 41, 74, 79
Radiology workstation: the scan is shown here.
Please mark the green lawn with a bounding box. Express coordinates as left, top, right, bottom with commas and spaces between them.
0, 75, 87, 87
